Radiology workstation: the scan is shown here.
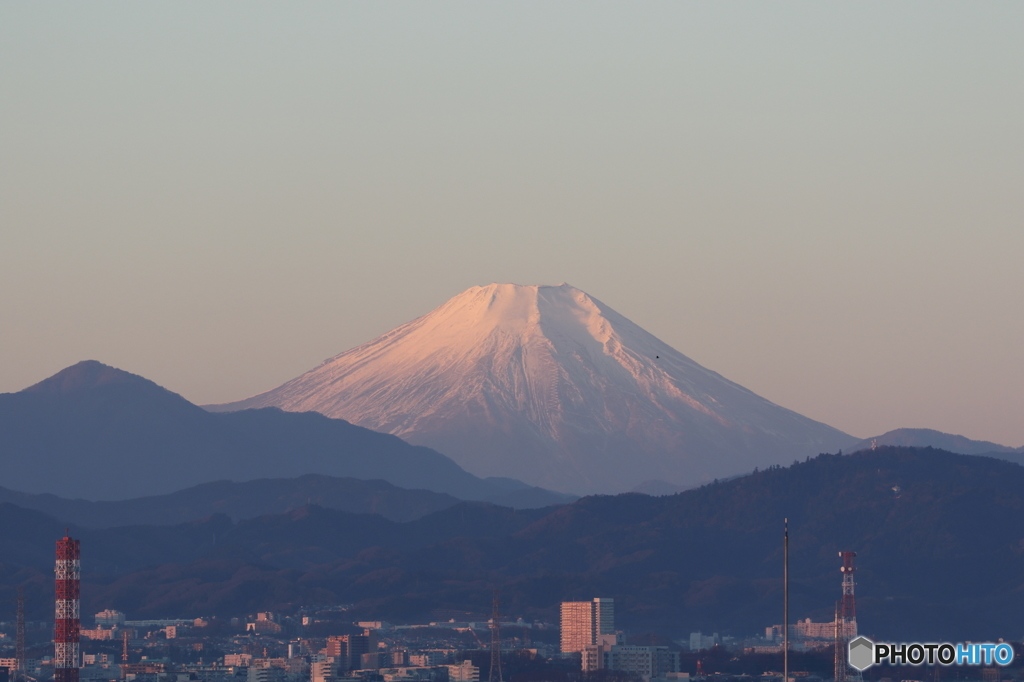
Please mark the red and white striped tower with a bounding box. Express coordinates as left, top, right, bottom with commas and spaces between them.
55, 533, 80, 682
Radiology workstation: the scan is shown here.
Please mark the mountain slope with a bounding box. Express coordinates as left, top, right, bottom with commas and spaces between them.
211, 283, 857, 494
0, 361, 573, 507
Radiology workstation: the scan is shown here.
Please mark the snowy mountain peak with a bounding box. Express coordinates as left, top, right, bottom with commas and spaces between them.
210, 284, 856, 494
385, 282, 601, 345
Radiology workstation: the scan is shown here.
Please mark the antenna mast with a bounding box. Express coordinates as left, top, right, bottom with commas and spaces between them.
783, 519, 789, 682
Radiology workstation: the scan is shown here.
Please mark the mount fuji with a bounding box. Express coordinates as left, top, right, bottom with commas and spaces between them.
210, 283, 858, 494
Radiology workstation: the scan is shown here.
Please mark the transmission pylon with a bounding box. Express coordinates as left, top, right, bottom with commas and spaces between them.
488, 590, 503, 682
834, 602, 846, 682
834, 552, 859, 682
121, 627, 131, 679
16, 586, 26, 682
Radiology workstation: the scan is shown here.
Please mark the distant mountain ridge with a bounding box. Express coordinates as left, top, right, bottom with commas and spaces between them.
848, 427, 1023, 456
23, 359, 167, 395
209, 283, 857, 494
0, 361, 573, 507
0, 474, 466, 526
0, 446, 1021, 641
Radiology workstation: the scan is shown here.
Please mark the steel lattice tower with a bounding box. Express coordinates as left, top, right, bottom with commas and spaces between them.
834, 552, 857, 682
489, 590, 503, 682
839, 552, 856, 623
55, 534, 81, 682
833, 602, 846, 682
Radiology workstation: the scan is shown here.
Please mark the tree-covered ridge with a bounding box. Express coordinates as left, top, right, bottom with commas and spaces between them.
1, 447, 1020, 641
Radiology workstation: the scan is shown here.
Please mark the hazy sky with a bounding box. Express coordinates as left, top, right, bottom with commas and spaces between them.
2, 3, 1023, 445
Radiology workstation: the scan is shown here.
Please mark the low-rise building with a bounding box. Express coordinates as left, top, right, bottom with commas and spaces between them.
407, 651, 454, 667
445, 661, 479, 682
583, 638, 680, 682
248, 668, 286, 682
81, 626, 118, 641
606, 645, 679, 680
377, 667, 447, 682
311, 658, 338, 682
95, 610, 127, 627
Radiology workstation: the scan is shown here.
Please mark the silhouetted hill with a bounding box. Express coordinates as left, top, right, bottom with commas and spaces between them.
630, 480, 688, 496
0, 474, 464, 526
1, 447, 1021, 641
0, 361, 575, 507
849, 427, 1024, 458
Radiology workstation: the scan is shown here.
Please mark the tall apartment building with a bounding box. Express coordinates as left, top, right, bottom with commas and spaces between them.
324, 630, 377, 671
560, 598, 614, 653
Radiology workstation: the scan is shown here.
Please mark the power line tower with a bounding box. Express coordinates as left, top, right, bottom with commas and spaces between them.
488, 590, 503, 682
833, 602, 845, 682
121, 628, 131, 679
16, 586, 26, 682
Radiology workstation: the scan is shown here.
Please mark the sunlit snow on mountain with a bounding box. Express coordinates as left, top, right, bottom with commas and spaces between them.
210, 283, 857, 494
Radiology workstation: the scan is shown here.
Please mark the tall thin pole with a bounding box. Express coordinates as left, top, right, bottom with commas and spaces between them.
489, 589, 503, 682
784, 518, 789, 682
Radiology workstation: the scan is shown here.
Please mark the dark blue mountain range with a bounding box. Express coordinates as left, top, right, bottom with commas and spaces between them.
0, 360, 572, 507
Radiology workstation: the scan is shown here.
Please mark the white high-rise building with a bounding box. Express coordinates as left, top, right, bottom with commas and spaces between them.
688, 632, 719, 651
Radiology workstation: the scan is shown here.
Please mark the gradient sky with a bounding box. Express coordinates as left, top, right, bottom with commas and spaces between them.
2, 3, 1022, 445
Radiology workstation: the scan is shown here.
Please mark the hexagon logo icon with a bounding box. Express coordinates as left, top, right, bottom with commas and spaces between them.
848, 636, 874, 671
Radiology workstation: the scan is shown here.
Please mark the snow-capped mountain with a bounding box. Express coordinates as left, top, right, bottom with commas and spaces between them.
210, 283, 857, 494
